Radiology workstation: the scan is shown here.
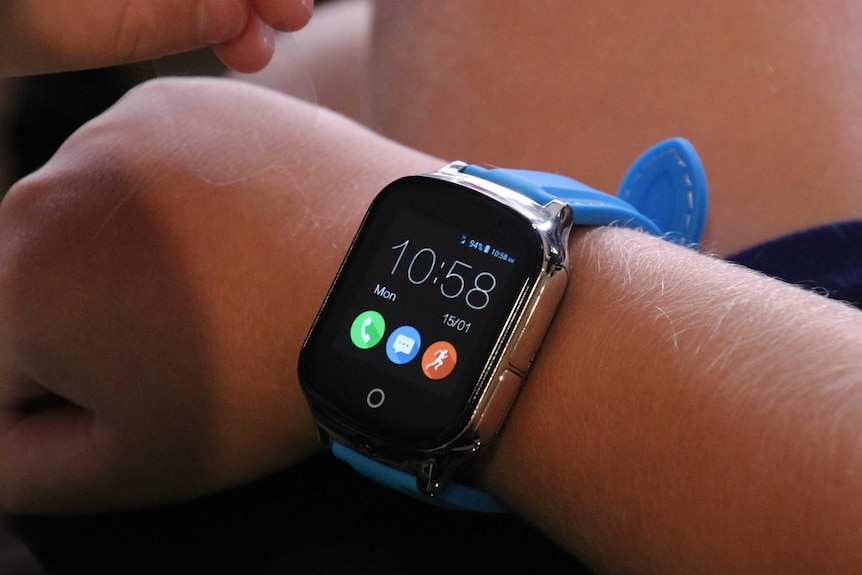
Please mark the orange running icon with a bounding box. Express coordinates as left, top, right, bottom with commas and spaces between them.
421, 341, 457, 380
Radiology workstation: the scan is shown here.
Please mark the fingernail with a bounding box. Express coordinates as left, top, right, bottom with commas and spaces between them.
301, 0, 315, 19
261, 22, 276, 51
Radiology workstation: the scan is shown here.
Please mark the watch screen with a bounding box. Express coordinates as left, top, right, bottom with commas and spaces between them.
299, 176, 543, 447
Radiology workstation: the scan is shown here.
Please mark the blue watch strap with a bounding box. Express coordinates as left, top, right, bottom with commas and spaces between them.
461, 165, 663, 236
463, 137, 708, 246
332, 139, 708, 514
618, 138, 708, 246
332, 442, 508, 513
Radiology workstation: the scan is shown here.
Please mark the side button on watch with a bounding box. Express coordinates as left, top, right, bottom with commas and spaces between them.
298, 138, 708, 512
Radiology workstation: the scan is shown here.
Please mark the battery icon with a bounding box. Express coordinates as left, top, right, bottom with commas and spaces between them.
483, 244, 491, 254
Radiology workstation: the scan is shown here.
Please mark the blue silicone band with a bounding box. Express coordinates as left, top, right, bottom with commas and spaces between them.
464, 137, 708, 247
333, 138, 708, 514
461, 166, 663, 236
617, 138, 708, 246
332, 442, 507, 513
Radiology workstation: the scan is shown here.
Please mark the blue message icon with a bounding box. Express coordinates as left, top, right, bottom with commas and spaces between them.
386, 326, 421, 365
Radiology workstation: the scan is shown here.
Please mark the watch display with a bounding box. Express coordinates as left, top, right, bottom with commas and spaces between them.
299, 176, 543, 448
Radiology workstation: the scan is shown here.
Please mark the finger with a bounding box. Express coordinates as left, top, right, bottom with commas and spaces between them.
0, 379, 98, 515
0, 0, 252, 76
251, 0, 314, 31
212, 12, 276, 74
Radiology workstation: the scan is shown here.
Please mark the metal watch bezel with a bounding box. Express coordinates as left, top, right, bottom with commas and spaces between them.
307, 162, 574, 496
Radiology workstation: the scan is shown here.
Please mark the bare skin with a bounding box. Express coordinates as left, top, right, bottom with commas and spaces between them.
246, 0, 862, 255
367, 1, 862, 256
0, 77, 861, 573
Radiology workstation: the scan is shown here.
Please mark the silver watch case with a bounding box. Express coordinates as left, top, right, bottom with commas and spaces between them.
316, 161, 573, 497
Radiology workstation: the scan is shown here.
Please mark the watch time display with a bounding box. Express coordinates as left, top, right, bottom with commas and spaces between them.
299, 176, 543, 447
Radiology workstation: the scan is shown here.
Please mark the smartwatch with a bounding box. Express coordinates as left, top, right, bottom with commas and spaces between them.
298, 138, 708, 513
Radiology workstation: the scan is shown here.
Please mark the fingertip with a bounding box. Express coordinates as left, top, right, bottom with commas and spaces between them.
252, 0, 314, 32
212, 15, 277, 74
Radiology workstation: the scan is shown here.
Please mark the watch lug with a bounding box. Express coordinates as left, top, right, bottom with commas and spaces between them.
435, 160, 468, 176
416, 460, 445, 496
545, 200, 573, 270
316, 426, 331, 447
411, 444, 479, 497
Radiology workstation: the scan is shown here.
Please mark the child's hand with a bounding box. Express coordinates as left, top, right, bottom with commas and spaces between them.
1, 0, 314, 76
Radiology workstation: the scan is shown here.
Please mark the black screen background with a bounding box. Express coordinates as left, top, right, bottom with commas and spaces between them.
299, 177, 543, 447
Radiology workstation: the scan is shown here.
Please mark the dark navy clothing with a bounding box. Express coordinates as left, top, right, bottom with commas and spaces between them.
729, 220, 862, 309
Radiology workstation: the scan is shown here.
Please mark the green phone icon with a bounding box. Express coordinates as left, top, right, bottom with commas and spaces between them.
350, 310, 385, 349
